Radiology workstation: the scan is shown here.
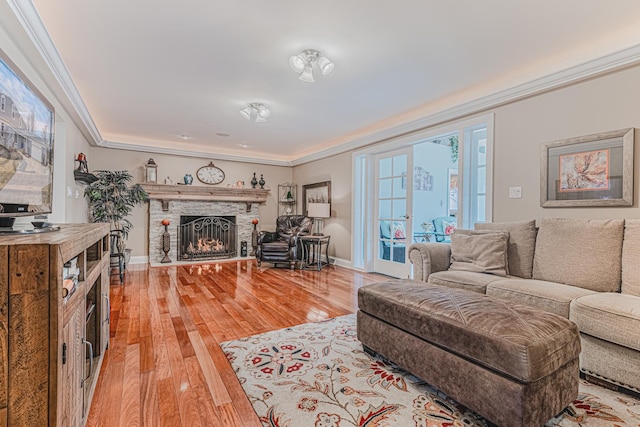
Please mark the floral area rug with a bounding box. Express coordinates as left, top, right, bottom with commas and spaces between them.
220, 314, 640, 427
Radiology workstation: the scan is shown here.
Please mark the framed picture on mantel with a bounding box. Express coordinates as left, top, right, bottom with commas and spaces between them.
541, 128, 634, 207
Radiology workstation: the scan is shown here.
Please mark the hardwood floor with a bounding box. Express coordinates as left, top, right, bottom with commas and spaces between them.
86, 260, 385, 426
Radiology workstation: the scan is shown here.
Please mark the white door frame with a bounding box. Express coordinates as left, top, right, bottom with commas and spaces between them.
352, 113, 494, 274
372, 147, 413, 278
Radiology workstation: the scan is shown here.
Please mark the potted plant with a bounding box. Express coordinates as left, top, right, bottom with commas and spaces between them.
84, 170, 148, 264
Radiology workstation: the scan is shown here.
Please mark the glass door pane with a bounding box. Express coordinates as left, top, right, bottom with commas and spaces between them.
374, 148, 412, 278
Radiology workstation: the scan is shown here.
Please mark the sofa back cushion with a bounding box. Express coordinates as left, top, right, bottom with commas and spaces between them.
475, 219, 537, 279
622, 219, 640, 296
532, 218, 623, 292
449, 229, 509, 277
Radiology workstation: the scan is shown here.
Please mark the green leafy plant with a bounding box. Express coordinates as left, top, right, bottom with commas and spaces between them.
449, 135, 459, 163
84, 170, 148, 241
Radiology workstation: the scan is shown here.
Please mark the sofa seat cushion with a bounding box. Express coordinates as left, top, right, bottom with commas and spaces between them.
476, 219, 537, 279
532, 218, 623, 292
428, 270, 506, 294
357, 280, 581, 383
570, 293, 640, 351
486, 279, 598, 318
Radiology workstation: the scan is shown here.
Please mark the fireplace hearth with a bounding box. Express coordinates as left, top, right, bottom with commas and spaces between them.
178, 216, 237, 260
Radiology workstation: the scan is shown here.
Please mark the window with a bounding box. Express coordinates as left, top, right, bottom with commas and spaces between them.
462, 124, 490, 228
0, 95, 5, 112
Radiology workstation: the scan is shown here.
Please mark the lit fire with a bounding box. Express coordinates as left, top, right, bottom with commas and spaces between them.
186, 238, 226, 254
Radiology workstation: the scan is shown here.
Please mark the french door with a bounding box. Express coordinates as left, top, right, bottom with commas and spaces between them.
373, 148, 412, 278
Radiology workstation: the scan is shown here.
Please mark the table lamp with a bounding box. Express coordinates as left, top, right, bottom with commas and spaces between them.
307, 203, 330, 235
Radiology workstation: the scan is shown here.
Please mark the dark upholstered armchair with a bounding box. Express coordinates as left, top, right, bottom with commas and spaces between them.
256, 215, 314, 269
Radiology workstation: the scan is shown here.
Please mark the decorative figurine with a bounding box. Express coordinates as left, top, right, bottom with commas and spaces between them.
75, 153, 88, 173
259, 174, 266, 189
161, 219, 171, 263
251, 172, 258, 189
183, 174, 193, 185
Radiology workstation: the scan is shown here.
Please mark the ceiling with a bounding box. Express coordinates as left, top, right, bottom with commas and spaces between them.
26, 1, 640, 165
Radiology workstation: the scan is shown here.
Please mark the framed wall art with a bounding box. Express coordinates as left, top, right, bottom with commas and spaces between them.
540, 128, 634, 207
302, 181, 331, 216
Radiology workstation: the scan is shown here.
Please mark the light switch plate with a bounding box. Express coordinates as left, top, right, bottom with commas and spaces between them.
509, 186, 522, 199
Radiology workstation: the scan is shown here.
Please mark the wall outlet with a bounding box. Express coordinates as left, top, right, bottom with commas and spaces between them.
509, 186, 522, 199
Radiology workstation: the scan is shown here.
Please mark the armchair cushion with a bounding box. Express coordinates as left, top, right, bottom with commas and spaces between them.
432, 216, 457, 242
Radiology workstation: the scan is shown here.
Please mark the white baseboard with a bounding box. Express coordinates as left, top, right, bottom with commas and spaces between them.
129, 255, 148, 265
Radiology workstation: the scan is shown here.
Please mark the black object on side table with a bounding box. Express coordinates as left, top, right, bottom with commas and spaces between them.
300, 235, 332, 271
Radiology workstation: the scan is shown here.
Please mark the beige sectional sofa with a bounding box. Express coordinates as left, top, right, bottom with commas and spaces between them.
408, 218, 640, 394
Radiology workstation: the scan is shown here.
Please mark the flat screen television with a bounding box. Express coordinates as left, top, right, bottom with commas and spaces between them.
0, 48, 55, 229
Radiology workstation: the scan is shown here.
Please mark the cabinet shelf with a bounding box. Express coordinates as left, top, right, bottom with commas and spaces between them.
278, 183, 297, 216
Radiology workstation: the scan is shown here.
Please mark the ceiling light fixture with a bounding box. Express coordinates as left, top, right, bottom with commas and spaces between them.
288, 49, 334, 83
240, 103, 271, 123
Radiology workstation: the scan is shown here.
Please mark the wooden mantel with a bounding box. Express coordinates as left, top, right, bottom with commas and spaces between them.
139, 183, 270, 211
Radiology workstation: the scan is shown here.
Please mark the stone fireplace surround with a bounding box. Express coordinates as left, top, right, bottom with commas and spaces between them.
141, 184, 269, 265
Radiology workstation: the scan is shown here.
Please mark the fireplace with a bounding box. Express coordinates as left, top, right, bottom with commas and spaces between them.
142, 184, 269, 265
178, 216, 237, 260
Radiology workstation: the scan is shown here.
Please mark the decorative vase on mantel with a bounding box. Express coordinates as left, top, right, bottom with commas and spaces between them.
259, 174, 265, 189
251, 173, 258, 189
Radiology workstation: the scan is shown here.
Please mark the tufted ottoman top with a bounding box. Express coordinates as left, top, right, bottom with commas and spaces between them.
358, 280, 580, 383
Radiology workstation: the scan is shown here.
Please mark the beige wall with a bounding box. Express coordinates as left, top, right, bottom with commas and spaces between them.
90, 147, 292, 257
293, 152, 352, 261
491, 65, 640, 221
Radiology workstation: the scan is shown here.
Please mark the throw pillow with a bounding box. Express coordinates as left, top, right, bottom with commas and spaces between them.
442, 219, 456, 236
393, 221, 406, 240
475, 219, 537, 279
449, 229, 509, 277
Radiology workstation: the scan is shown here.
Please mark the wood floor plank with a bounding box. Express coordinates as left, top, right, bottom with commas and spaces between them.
140, 371, 161, 427
88, 260, 385, 425
119, 343, 141, 427
157, 377, 181, 427
187, 330, 231, 405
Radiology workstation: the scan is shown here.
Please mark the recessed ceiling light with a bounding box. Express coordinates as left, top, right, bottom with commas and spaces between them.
179, 134, 191, 140
216, 132, 230, 137
238, 143, 250, 148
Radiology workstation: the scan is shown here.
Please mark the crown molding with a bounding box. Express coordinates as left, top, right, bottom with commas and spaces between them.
11, 1, 640, 166
291, 43, 640, 166
8, 0, 103, 145
101, 139, 293, 166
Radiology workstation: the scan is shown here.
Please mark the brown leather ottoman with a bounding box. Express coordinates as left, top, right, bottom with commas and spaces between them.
357, 280, 580, 427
